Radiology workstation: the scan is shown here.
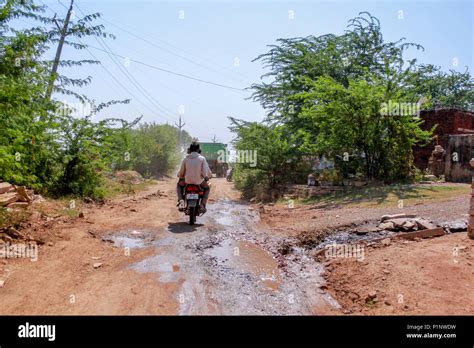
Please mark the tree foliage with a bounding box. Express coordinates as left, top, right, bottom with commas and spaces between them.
231, 12, 473, 194
0, 1, 186, 199
114, 123, 192, 179
229, 117, 311, 199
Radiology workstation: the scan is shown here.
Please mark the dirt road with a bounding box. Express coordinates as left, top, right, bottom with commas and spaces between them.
0, 179, 336, 315
4, 179, 469, 315
258, 184, 474, 315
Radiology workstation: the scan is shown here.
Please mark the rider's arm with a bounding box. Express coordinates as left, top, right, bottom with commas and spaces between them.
202, 158, 212, 180
177, 158, 186, 178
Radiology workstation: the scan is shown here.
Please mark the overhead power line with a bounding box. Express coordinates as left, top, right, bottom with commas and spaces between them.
38, 0, 175, 122
85, 44, 247, 93
81, 41, 170, 122
74, 3, 176, 122
98, 16, 253, 86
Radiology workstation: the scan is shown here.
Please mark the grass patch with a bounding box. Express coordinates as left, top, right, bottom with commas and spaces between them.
292, 184, 469, 209
100, 177, 156, 199
0, 207, 31, 229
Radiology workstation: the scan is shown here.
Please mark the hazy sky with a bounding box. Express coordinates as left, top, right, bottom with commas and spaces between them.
21, 0, 474, 143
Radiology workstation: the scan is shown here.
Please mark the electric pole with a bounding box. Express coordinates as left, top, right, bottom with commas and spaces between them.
212, 134, 218, 143
175, 115, 186, 151
46, 0, 75, 100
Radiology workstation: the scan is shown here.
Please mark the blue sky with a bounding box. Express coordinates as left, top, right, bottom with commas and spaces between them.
22, 0, 474, 143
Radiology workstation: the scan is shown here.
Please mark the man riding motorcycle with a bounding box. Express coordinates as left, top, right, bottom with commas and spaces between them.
176, 142, 212, 213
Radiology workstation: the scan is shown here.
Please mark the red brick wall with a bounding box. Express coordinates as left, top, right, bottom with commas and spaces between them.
413, 109, 474, 169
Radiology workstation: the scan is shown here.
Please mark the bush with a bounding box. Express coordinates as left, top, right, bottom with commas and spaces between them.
317, 169, 343, 185
233, 167, 270, 200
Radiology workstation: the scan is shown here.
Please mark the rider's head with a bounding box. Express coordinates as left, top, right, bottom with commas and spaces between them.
189, 141, 200, 153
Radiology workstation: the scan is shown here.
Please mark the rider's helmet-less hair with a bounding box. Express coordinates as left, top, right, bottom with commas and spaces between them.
189, 141, 200, 153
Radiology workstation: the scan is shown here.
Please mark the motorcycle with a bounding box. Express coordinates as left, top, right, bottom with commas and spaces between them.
226, 168, 233, 182
183, 184, 205, 225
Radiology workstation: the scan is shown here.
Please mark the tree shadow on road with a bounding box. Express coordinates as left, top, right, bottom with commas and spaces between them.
168, 222, 203, 233
303, 184, 440, 209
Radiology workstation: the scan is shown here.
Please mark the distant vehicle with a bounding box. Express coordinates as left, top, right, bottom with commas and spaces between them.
226, 167, 233, 182
200, 142, 228, 178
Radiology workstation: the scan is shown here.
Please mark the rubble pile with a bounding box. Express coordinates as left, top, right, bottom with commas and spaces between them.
378, 213, 438, 232
0, 182, 44, 209
353, 213, 467, 237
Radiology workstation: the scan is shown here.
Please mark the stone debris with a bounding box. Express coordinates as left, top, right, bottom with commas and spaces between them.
443, 221, 468, 233
355, 224, 381, 235
413, 218, 437, 230
378, 221, 395, 231
377, 215, 441, 233
401, 220, 417, 231
93, 262, 103, 269
380, 213, 417, 222
0, 182, 42, 209
0, 183, 13, 194
366, 290, 377, 302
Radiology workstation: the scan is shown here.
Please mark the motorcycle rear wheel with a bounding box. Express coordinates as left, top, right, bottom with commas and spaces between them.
189, 206, 196, 225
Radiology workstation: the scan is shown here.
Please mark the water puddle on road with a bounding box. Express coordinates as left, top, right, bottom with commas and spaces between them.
130, 254, 182, 283
206, 239, 281, 291
103, 229, 154, 249
105, 230, 184, 283
206, 199, 259, 230
104, 199, 291, 313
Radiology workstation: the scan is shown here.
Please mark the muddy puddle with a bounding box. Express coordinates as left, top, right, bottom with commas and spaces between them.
103, 229, 156, 249
206, 239, 280, 291
131, 254, 182, 282
103, 198, 333, 314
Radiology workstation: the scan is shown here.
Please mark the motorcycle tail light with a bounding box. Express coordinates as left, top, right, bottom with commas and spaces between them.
186, 186, 199, 192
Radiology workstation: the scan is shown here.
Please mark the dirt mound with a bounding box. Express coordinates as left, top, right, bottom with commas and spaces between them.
320, 233, 474, 315
113, 171, 144, 185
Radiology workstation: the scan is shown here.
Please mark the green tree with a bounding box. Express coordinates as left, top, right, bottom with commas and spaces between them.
118, 123, 185, 178
243, 11, 472, 185
0, 0, 56, 188
0, 0, 134, 198
250, 12, 424, 129
406, 64, 474, 111
229, 117, 309, 199
295, 75, 432, 180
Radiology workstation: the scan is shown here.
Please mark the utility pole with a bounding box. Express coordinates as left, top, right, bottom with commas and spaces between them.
46, 0, 74, 100
175, 115, 186, 151
212, 134, 218, 143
